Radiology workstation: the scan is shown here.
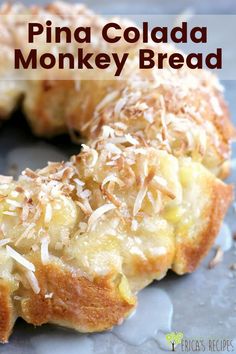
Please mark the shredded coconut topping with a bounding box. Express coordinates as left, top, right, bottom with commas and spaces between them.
6, 246, 35, 272
41, 236, 50, 264
0, 238, 11, 247
25, 270, 40, 294
133, 186, 148, 216
87, 203, 116, 231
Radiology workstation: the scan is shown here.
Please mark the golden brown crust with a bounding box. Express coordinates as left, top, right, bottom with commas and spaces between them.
125, 247, 175, 293
173, 182, 233, 274
19, 262, 135, 332
0, 281, 15, 343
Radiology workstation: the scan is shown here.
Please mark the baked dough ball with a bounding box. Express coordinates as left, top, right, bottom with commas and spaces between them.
0, 1, 233, 343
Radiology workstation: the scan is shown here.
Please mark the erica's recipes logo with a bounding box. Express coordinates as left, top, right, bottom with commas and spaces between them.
165, 332, 184, 351
165, 332, 235, 352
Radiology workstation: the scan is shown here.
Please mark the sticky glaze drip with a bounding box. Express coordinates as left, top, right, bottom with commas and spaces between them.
112, 285, 173, 348
215, 222, 232, 252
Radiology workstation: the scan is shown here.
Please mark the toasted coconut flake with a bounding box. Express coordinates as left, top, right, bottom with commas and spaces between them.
3, 211, 17, 216
114, 97, 127, 117
112, 154, 122, 162
147, 191, 161, 213
25, 270, 40, 294
159, 96, 168, 140
74, 178, 85, 187
44, 203, 52, 224
45, 292, 53, 299
0, 238, 10, 247
102, 188, 122, 207
102, 125, 115, 139
15, 223, 36, 246
134, 148, 147, 155
131, 219, 138, 231
0, 175, 13, 184
208, 246, 223, 269
133, 186, 147, 216
138, 102, 149, 110
153, 176, 176, 200
81, 144, 90, 152
76, 200, 93, 215
144, 109, 154, 123
6, 199, 22, 208
101, 175, 125, 189
41, 236, 50, 264
87, 203, 116, 231
106, 136, 128, 144
23, 168, 38, 179
52, 166, 74, 181
153, 175, 167, 187
114, 122, 127, 130
105, 143, 122, 155
144, 170, 156, 186
125, 134, 139, 146
6, 245, 35, 272
96, 90, 118, 111
21, 202, 30, 222
80, 189, 91, 199
106, 160, 116, 166
81, 144, 98, 167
